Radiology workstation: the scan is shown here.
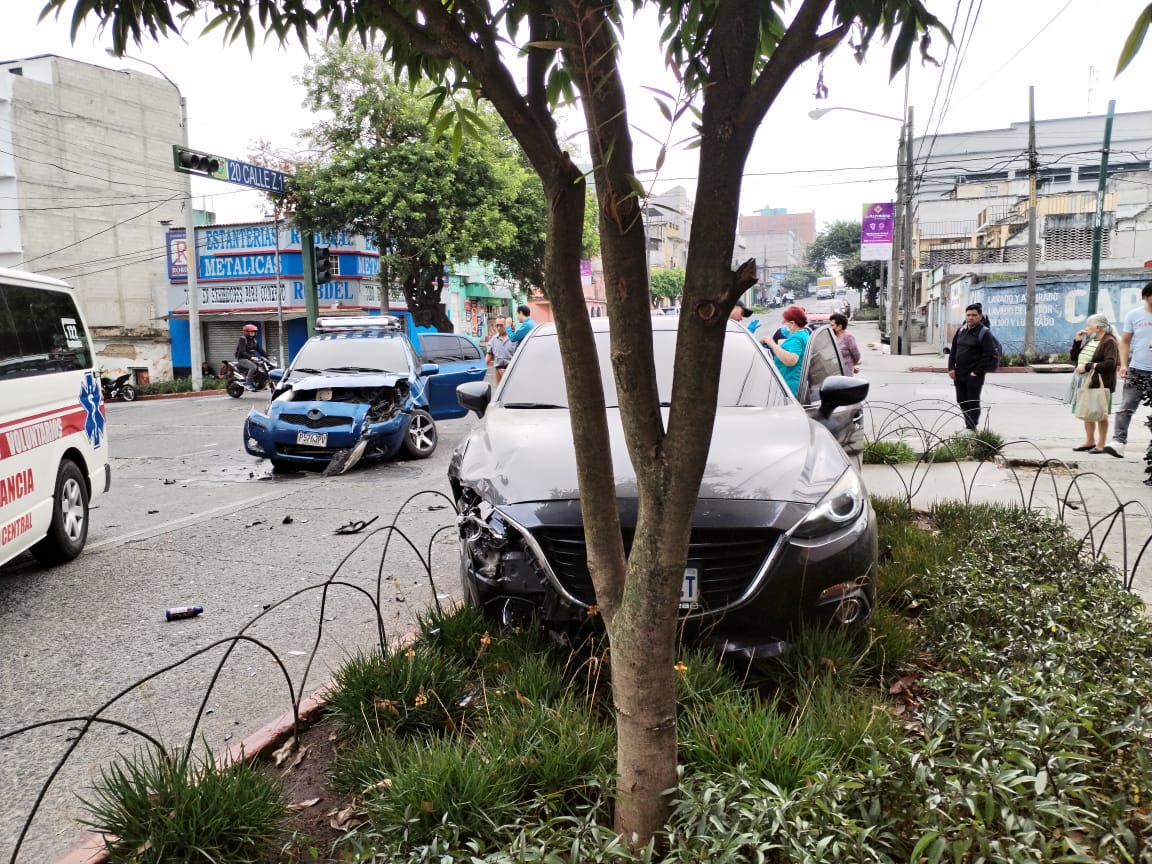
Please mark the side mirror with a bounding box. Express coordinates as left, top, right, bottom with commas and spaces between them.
456, 381, 492, 418
818, 375, 869, 418
420, 363, 440, 377
268, 368, 284, 383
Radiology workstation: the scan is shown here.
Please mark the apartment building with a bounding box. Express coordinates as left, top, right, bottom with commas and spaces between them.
0, 55, 188, 379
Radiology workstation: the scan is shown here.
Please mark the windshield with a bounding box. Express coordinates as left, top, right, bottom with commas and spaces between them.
498, 329, 791, 409
291, 336, 411, 376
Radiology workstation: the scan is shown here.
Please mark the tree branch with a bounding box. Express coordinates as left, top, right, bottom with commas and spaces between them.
408, 0, 565, 176
736, 0, 837, 128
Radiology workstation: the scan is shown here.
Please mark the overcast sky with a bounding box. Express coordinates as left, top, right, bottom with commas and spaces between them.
5, 0, 1151, 232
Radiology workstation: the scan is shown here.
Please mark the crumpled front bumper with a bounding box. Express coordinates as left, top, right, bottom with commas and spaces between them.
244, 405, 410, 465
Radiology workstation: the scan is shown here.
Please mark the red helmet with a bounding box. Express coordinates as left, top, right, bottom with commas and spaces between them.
243, 324, 258, 334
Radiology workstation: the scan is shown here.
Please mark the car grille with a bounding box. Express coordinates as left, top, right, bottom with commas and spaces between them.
530, 527, 779, 610
279, 413, 353, 429
278, 445, 343, 458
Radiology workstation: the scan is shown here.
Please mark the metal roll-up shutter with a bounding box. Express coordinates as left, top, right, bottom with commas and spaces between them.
261, 320, 288, 364
204, 323, 240, 370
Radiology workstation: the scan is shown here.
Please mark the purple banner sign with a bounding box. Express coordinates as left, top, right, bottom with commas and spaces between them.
861, 202, 894, 244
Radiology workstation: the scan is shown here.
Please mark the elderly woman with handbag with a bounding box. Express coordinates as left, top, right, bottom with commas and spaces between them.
1070, 314, 1119, 453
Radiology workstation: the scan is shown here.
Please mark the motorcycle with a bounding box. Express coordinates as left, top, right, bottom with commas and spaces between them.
99, 370, 137, 402
221, 356, 277, 399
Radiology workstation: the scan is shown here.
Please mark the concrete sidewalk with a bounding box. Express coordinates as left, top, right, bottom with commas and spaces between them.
845, 316, 1152, 606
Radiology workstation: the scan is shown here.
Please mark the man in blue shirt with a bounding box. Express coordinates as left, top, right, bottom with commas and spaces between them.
508, 304, 536, 345
1103, 281, 1152, 478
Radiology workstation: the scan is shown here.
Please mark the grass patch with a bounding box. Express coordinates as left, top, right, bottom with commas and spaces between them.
863, 439, 917, 464
79, 747, 285, 864
326, 645, 472, 739
852, 306, 880, 320
93, 506, 1152, 863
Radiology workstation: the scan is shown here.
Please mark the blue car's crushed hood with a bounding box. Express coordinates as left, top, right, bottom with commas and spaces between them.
279, 372, 410, 392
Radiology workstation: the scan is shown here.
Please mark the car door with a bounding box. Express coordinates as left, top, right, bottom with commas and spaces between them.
419, 334, 486, 420
796, 325, 867, 461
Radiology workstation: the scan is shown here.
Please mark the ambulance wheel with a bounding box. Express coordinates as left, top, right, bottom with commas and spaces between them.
30, 460, 89, 566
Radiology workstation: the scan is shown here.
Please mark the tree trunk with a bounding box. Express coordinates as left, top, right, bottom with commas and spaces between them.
402, 260, 454, 332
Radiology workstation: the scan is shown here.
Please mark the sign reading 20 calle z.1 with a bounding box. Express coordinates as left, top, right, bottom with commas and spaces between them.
172, 145, 287, 195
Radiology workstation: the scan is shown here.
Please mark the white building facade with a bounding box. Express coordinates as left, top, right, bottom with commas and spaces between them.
0, 55, 187, 381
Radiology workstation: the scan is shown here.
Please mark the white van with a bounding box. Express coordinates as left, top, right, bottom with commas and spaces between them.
0, 268, 111, 567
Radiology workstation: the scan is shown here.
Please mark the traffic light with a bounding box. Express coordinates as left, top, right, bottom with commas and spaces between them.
314, 246, 333, 284
172, 145, 226, 179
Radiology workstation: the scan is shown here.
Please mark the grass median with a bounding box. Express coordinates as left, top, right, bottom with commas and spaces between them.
80, 499, 1152, 863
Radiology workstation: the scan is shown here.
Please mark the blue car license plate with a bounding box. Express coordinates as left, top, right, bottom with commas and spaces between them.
296, 431, 328, 447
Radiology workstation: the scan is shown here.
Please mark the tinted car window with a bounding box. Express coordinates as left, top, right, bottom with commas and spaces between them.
419, 334, 456, 362
500, 330, 791, 408
801, 327, 844, 404
456, 336, 484, 361
292, 335, 411, 374
0, 284, 92, 378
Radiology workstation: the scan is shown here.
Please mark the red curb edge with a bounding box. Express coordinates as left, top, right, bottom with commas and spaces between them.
52, 683, 334, 864
135, 389, 228, 401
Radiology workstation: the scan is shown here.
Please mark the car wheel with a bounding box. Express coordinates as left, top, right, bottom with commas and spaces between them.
403, 409, 438, 459
226, 381, 245, 398
30, 460, 89, 566
270, 459, 298, 474
120, 384, 137, 402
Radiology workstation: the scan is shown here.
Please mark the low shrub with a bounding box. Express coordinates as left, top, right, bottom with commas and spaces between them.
863, 439, 916, 464
79, 747, 286, 864
136, 376, 227, 395
852, 306, 880, 321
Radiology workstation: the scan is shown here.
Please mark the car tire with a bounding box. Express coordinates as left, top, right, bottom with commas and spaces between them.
120, 384, 137, 402
30, 460, 89, 566
402, 409, 438, 459
226, 381, 245, 398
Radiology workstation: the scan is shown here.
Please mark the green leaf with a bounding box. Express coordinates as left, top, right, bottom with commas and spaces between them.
1116, 4, 1151, 76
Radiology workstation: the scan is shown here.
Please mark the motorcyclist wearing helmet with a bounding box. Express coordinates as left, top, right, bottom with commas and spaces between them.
234, 323, 269, 390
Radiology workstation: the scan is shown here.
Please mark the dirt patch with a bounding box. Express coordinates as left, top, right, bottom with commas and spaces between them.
259, 718, 353, 862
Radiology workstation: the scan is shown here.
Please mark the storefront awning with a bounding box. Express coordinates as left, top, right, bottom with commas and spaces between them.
464, 284, 513, 300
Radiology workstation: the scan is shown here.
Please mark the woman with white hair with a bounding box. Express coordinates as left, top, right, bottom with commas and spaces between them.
1070, 314, 1120, 453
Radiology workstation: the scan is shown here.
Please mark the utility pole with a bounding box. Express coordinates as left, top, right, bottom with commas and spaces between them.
1087, 100, 1116, 316
899, 105, 915, 356
887, 134, 904, 345
1024, 86, 1038, 356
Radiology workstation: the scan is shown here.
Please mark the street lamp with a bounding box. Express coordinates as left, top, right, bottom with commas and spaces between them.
809, 104, 915, 355
807, 106, 903, 123
107, 49, 204, 389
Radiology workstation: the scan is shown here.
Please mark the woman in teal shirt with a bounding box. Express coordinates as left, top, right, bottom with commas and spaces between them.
761, 305, 809, 395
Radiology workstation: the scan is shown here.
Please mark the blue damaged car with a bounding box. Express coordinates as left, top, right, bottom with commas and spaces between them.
243, 316, 485, 473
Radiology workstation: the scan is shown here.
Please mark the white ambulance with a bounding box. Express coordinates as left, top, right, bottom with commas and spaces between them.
0, 268, 111, 567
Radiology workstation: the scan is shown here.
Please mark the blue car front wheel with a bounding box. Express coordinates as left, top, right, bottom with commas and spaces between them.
403, 409, 438, 459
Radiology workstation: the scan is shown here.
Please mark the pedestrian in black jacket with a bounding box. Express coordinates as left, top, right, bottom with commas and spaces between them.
948, 303, 998, 430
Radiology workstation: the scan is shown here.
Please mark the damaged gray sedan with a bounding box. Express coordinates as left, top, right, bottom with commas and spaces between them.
448, 317, 877, 660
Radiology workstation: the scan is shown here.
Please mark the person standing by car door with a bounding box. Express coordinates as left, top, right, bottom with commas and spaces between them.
486, 320, 514, 383
235, 323, 269, 391
760, 305, 809, 396
507, 304, 536, 349
948, 304, 997, 431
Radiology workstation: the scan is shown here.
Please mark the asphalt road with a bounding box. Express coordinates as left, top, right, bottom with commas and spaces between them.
0, 392, 472, 864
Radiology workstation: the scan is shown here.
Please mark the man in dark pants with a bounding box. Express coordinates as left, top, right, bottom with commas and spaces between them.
948, 303, 997, 430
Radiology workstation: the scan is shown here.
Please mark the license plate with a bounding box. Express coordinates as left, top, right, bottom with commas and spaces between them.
296, 431, 328, 447
680, 567, 700, 608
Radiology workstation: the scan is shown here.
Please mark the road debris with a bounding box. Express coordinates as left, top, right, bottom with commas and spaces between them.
334, 515, 379, 534
164, 605, 204, 621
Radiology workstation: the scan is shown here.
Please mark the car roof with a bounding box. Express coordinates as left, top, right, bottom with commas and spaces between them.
530, 316, 748, 337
